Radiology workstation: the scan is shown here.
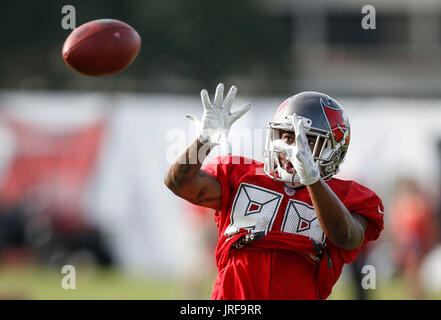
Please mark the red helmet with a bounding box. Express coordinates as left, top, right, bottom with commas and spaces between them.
264, 91, 350, 185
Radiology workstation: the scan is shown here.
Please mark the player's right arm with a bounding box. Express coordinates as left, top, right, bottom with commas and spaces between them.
165, 138, 222, 210
164, 83, 250, 210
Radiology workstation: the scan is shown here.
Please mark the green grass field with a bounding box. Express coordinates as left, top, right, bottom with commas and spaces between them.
329, 275, 441, 300
1, 265, 440, 300
0, 266, 178, 300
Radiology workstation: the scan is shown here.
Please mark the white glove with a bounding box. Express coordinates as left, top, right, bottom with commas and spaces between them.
186, 83, 250, 154
273, 114, 320, 186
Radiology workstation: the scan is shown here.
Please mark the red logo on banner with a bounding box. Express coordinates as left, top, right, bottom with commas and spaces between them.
0, 118, 106, 212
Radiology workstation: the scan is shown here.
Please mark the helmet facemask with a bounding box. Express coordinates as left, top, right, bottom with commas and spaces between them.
264, 115, 347, 186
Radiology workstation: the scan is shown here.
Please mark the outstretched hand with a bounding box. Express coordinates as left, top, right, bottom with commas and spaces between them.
186, 83, 250, 154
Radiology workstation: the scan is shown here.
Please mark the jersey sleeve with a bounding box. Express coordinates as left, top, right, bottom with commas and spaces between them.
201, 155, 259, 215
337, 181, 385, 263
344, 181, 384, 242
201, 156, 233, 213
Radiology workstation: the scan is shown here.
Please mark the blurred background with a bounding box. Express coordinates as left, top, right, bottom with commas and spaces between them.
0, 0, 441, 299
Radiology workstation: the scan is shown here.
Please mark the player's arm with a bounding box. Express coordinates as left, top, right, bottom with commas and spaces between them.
287, 115, 367, 250
307, 180, 368, 250
164, 83, 250, 210
165, 138, 221, 210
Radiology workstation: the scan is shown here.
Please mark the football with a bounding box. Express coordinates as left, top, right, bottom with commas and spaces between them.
62, 19, 141, 77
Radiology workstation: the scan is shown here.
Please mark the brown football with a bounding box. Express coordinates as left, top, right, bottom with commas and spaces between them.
62, 19, 141, 77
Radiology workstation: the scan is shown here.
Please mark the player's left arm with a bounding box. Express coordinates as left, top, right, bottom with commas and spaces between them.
307, 180, 368, 250
289, 114, 368, 250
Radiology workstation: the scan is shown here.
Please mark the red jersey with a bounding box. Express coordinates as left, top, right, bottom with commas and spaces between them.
202, 155, 384, 300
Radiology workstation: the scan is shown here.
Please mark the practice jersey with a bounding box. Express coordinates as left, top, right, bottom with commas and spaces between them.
202, 155, 384, 299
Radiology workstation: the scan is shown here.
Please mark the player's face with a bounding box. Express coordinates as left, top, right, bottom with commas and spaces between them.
278, 130, 321, 173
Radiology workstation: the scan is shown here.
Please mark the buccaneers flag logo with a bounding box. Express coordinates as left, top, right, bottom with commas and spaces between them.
320, 98, 348, 143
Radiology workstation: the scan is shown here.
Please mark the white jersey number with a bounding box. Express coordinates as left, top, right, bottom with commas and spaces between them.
226, 183, 325, 244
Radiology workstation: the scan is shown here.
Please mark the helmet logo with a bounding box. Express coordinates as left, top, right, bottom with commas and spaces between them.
273, 99, 290, 120
320, 98, 347, 143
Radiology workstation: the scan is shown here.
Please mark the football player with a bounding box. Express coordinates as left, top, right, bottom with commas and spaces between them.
165, 83, 384, 299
